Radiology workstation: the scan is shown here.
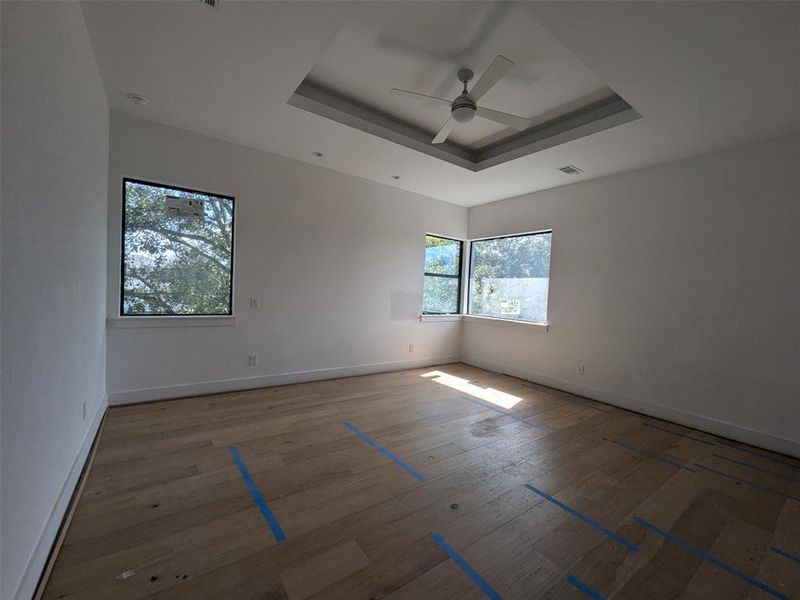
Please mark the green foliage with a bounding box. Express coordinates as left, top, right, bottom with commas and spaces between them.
423, 275, 459, 314
424, 235, 460, 275
122, 181, 233, 315
423, 235, 461, 313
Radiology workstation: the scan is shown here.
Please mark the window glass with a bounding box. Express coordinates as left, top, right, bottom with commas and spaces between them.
423, 235, 462, 314
469, 232, 551, 323
121, 179, 234, 316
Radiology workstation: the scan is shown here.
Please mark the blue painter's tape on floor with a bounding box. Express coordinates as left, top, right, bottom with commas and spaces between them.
634, 516, 788, 600
460, 396, 546, 430
770, 546, 800, 564
342, 421, 426, 482
716, 440, 800, 471
693, 463, 800, 503
610, 440, 696, 472
431, 532, 503, 600
523, 484, 639, 552
712, 453, 800, 483
229, 447, 286, 542
643, 423, 717, 446
566, 575, 607, 599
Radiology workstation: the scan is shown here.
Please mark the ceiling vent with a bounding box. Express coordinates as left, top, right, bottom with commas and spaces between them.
556, 164, 583, 175
200, 0, 218, 7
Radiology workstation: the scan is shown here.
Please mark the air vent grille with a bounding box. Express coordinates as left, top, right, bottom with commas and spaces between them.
557, 164, 583, 175
201, 0, 217, 7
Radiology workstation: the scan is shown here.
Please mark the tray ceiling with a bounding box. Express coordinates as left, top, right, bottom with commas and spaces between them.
291, 1, 640, 169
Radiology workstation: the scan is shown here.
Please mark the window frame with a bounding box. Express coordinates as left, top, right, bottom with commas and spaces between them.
119, 177, 236, 318
466, 229, 553, 324
422, 233, 465, 316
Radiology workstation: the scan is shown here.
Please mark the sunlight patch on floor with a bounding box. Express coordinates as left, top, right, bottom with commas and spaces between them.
421, 370, 523, 409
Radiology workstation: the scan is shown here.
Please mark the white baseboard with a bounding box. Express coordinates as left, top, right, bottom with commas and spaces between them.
109, 355, 461, 405
462, 354, 800, 460
13, 396, 107, 600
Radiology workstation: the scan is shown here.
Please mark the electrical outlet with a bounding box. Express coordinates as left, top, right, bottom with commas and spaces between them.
248, 354, 257, 366
249, 297, 260, 309
576, 365, 585, 376
408, 344, 414, 353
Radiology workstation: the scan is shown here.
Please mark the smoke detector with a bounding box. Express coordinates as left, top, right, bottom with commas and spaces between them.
556, 164, 583, 175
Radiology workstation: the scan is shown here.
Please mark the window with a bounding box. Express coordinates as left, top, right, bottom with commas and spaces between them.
468, 231, 552, 323
121, 179, 235, 316
422, 235, 463, 314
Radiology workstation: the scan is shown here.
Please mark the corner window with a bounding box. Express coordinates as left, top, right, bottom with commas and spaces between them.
121, 178, 235, 316
422, 235, 463, 315
468, 231, 552, 323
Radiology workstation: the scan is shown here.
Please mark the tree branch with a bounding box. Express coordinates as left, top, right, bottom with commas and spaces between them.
144, 225, 225, 250
125, 272, 177, 312
208, 201, 231, 251
140, 227, 229, 271
125, 293, 177, 313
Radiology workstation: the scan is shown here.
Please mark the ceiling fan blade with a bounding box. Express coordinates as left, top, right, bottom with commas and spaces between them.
476, 106, 531, 131
391, 88, 452, 107
468, 55, 515, 102
432, 116, 455, 144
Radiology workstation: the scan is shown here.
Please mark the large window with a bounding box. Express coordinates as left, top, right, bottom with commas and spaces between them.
121, 179, 235, 316
423, 235, 463, 314
469, 231, 552, 323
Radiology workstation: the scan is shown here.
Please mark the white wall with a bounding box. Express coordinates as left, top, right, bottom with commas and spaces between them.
464, 135, 800, 457
1, 2, 109, 598
106, 113, 467, 404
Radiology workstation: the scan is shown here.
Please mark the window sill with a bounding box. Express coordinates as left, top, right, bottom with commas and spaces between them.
463, 315, 549, 331
419, 314, 463, 322
108, 315, 238, 329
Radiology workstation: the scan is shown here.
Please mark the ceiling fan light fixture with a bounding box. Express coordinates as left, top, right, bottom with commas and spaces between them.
451, 95, 477, 123
452, 105, 475, 123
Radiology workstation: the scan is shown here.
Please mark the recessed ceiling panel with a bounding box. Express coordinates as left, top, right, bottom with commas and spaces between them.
291, 1, 640, 169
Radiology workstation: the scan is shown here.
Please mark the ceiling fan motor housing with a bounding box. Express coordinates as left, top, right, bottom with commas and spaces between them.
391, 56, 527, 143
451, 94, 477, 123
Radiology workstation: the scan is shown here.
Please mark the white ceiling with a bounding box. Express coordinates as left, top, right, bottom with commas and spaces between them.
305, 1, 612, 149
81, 1, 800, 207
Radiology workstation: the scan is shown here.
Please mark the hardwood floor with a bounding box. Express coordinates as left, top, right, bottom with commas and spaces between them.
42, 364, 800, 600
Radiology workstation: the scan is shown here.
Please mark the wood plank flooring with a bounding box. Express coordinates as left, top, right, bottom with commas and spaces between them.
42, 364, 800, 599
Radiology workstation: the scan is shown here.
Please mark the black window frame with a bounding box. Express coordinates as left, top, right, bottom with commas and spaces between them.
120, 177, 236, 317
422, 234, 464, 315
467, 229, 553, 324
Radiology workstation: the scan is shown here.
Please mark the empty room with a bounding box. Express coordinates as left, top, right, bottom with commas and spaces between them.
2, 1, 799, 599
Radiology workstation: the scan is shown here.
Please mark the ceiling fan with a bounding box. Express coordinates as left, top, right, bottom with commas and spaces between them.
391, 55, 532, 144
